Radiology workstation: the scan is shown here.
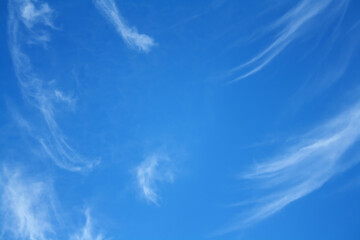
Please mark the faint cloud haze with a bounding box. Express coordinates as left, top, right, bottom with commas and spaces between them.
0, 167, 56, 240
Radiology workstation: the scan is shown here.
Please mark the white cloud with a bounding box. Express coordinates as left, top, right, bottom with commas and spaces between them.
94, 0, 155, 52
223, 101, 360, 233
20, 0, 54, 29
8, 0, 98, 172
54, 89, 75, 105
0, 168, 106, 240
136, 153, 174, 205
70, 208, 104, 240
0, 167, 56, 240
7, 0, 56, 44
227, 0, 349, 83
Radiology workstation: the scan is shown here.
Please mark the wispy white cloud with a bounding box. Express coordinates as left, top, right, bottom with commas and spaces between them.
19, 0, 54, 29
0, 167, 106, 240
8, 0, 98, 171
70, 208, 104, 240
223, 101, 360, 233
54, 89, 75, 105
0, 167, 56, 240
227, 0, 349, 83
9, 0, 56, 44
93, 0, 155, 52
136, 153, 174, 205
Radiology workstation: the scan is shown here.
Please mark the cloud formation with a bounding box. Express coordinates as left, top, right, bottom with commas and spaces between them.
20, 0, 54, 29
0, 167, 56, 240
225, 101, 360, 232
227, 0, 349, 83
8, 0, 98, 171
70, 208, 104, 240
136, 153, 174, 205
0, 167, 106, 240
94, 0, 155, 52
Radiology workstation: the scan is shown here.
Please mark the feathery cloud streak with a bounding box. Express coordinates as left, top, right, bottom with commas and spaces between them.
227, 0, 349, 83
136, 153, 174, 205
70, 209, 104, 240
224, 101, 360, 232
8, 0, 97, 171
94, 0, 155, 52
0, 167, 105, 240
0, 167, 56, 240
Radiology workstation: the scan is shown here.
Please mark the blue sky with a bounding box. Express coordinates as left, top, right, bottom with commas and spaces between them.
1, 0, 360, 239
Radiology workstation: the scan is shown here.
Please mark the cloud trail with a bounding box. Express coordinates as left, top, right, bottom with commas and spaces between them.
227, 0, 349, 83
136, 153, 174, 205
0, 167, 56, 240
224, 101, 360, 233
70, 208, 104, 240
93, 0, 155, 52
8, 0, 98, 171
